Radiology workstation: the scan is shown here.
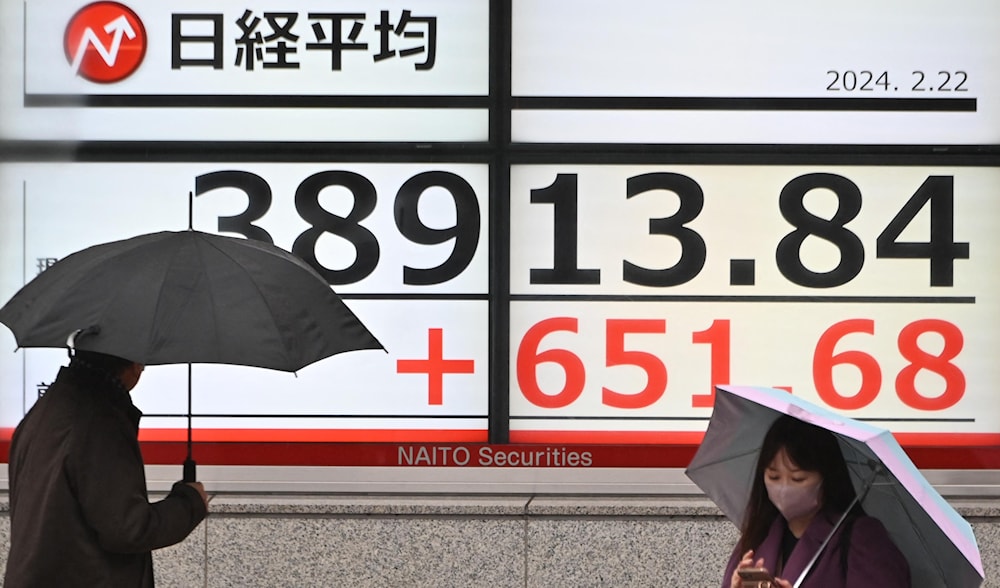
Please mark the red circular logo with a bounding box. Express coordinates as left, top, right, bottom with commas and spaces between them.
64, 2, 147, 84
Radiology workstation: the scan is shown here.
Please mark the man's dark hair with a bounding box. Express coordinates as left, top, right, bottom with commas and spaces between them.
70, 350, 134, 375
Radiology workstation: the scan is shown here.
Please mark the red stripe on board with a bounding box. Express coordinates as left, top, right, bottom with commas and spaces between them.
135, 428, 489, 443
133, 443, 694, 468
2, 429, 999, 468
509, 430, 706, 444
130, 442, 999, 469
893, 432, 1000, 447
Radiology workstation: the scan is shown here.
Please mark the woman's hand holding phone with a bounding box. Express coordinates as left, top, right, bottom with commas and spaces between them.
737, 566, 773, 587
730, 551, 767, 588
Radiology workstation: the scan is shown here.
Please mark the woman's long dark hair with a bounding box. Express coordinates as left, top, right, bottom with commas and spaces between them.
736, 415, 861, 558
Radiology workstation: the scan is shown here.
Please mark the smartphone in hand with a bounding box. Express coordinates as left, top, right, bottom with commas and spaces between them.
737, 567, 774, 588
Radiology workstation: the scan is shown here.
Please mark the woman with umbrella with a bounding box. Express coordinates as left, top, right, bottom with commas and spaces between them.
723, 415, 910, 588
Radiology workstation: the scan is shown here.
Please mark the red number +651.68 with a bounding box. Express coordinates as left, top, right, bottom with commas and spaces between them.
516, 317, 964, 411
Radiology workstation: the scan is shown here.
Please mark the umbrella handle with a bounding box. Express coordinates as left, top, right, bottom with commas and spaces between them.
183, 458, 197, 483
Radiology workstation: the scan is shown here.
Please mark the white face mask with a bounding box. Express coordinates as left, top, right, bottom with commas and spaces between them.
765, 479, 822, 521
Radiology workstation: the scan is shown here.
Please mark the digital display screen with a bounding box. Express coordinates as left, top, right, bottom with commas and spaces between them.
511, 0, 1000, 145
508, 165, 1000, 442
1, 0, 490, 142
1, 0, 998, 471
0, 163, 490, 443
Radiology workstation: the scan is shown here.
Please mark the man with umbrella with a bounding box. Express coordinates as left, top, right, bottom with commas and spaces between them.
1, 229, 384, 586
4, 348, 208, 587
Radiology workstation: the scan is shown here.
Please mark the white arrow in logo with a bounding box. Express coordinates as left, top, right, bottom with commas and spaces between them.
70, 14, 136, 74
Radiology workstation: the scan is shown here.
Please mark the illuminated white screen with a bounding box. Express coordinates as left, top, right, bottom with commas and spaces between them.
1, 0, 490, 141
508, 165, 1000, 438
511, 0, 1000, 144
0, 163, 490, 440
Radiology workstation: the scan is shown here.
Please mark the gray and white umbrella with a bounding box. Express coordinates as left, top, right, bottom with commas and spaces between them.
685, 385, 983, 588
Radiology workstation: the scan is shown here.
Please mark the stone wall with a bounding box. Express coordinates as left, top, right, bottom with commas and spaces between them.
2, 494, 998, 587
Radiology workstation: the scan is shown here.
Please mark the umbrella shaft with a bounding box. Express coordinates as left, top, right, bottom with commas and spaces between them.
792, 467, 878, 588
187, 364, 192, 457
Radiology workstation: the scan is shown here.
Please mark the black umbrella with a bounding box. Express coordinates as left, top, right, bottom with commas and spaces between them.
0, 229, 384, 480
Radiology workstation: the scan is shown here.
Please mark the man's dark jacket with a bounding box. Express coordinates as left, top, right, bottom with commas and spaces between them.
4, 364, 207, 587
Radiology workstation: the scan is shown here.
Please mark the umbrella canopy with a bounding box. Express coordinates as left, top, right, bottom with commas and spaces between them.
0, 229, 384, 482
685, 385, 983, 588
0, 230, 383, 370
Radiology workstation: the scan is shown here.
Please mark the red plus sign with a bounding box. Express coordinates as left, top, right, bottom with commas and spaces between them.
396, 328, 475, 405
